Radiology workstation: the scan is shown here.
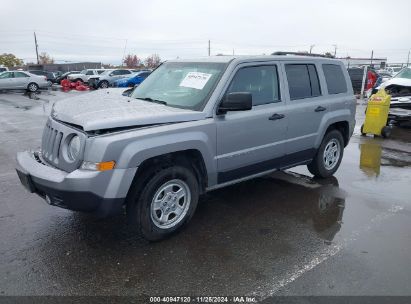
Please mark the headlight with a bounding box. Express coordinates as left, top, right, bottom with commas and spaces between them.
67, 135, 80, 161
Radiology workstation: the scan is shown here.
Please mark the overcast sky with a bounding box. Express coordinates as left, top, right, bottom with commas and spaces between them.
1, 0, 410, 64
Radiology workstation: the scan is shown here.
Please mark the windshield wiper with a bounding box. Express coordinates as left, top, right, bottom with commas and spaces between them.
137, 97, 167, 105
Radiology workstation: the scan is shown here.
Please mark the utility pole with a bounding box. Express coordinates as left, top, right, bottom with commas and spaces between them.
309, 44, 315, 54
34, 32, 39, 64
121, 39, 128, 66
232, 49, 234, 56
370, 50, 374, 68
208, 40, 211, 56
407, 49, 410, 67
332, 44, 337, 58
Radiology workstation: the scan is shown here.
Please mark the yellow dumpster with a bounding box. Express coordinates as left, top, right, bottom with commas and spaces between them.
361, 89, 392, 138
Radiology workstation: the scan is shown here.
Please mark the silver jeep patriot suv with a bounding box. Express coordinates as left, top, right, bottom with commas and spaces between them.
16, 56, 356, 240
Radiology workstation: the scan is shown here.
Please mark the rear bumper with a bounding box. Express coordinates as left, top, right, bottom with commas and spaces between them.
16, 151, 137, 217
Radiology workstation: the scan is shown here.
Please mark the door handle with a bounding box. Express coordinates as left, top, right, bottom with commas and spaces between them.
315, 106, 327, 112
269, 113, 285, 120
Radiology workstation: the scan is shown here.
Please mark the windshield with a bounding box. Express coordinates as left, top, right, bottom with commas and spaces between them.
131, 62, 227, 111
394, 68, 411, 79
80, 70, 87, 74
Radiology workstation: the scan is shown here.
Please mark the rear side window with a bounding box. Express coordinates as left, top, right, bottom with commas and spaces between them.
285, 64, 321, 100
323, 64, 347, 94
86, 71, 94, 75
227, 65, 281, 106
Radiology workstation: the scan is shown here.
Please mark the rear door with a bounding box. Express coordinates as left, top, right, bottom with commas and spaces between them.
281, 62, 329, 157
216, 63, 288, 183
13, 72, 30, 89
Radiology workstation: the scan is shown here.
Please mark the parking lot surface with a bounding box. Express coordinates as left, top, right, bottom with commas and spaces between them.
0, 90, 410, 299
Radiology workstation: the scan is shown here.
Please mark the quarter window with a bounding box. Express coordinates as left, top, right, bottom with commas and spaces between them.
285, 64, 321, 100
227, 65, 281, 106
322, 64, 348, 94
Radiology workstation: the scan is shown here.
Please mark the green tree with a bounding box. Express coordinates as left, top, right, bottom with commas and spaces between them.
0, 53, 23, 68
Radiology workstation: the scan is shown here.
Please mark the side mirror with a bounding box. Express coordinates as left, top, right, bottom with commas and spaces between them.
122, 87, 135, 97
218, 92, 252, 114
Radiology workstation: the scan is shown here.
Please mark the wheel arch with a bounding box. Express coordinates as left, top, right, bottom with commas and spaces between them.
126, 149, 209, 199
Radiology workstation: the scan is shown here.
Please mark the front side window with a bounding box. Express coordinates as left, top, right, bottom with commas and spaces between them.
0, 72, 13, 79
86, 70, 94, 75
226, 65, 281, 106
285, 64, 321, 100
322, 64, 347, 94
131, 62, 227, 111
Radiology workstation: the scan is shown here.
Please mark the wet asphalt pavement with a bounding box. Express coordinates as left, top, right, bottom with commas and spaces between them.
0, 90, 411, 299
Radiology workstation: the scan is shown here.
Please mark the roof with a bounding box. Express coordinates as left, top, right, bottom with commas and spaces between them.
168, 55, 342, 64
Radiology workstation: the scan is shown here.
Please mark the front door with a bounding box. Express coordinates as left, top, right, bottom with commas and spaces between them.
0, 72, 14, 89
216, 64, 288, 183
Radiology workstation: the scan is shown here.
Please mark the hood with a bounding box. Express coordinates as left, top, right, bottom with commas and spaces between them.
52, 89, 206, 131
379, 77, 411, 89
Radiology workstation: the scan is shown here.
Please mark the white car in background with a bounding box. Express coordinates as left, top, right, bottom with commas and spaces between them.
0, 71, 48, 92
67, 69, 105, 83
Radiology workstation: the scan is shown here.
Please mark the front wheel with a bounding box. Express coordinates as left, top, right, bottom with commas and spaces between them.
99, 80, 109, 89
126, 165, 199, 241
307, 130, 344, 178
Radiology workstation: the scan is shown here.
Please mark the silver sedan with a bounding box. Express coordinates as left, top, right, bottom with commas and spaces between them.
0, 71, 49, 92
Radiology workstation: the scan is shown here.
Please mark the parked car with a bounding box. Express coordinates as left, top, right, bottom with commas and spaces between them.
375, 67, 411, 126
67, 69, 105, 83
55, 71, 80, 84
16, 56, 355, 240
28, 70, 57, 86
0, 66, 8, 73
88, 69, 134, 89
114, 70, 151, 87
0, 71, 48, 92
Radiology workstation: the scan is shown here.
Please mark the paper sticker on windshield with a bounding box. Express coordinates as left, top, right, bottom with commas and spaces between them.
179, 72, 212, 90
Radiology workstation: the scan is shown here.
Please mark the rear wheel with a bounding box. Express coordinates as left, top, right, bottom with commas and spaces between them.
27, 82, 39, 92
307, 130, 344, 178
381, 126, 391, 138
126, 164, 199, 241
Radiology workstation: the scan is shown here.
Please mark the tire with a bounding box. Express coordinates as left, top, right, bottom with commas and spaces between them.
27, 82, 39, 92
360, 124, 366, 136
75, 78, 83, 83
99, 80, 109, 89
47, 80, 52, 87
381, 126, 391, 138
126, 164, 199, 241
307, 130, 344, 178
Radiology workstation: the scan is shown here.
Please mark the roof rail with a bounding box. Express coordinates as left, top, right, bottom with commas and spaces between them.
272, 51, 334, 58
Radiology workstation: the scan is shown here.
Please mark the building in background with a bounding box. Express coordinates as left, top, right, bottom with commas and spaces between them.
26, 62, 102, 72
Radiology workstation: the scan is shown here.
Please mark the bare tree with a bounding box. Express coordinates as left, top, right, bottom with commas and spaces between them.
145, 54, 161, 69
38, 52, 54, 64
123, 54, 142, 68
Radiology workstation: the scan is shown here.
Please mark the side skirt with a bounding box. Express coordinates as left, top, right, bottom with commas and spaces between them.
214, 148, 316, 186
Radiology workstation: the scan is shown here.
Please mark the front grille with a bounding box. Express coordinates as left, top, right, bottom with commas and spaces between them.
42, 122, 63, 165
40, 118, 85, 172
